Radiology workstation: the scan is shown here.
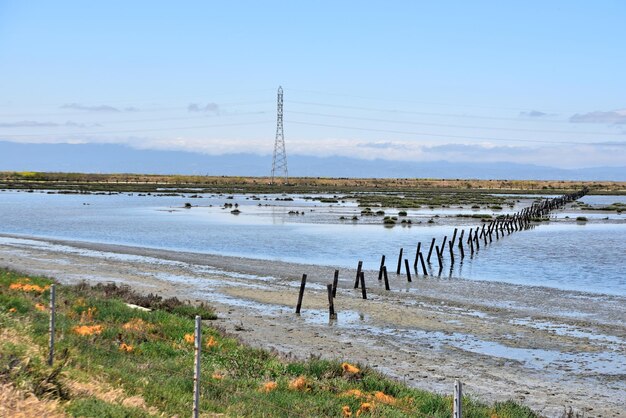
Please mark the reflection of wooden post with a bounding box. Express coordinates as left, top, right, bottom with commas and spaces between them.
354, 261, 363, 288
359, 272, 367, 299
396, 248, 403, 274
193, 315, 202, 418
48, 284, 56, 366
378, 255, 385, 281
332, 270, 339, 298
295, 274, 307, 314
404, 259, 412, 282
327, 284, 335, 318
453, 380, 463, 418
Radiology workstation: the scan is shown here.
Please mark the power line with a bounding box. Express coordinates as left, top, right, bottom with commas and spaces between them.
285, 87, 576, 114
288, 100, 574, 124
288, 110, 622, 137
1, 120, 273, 138
288, 120, 618, 146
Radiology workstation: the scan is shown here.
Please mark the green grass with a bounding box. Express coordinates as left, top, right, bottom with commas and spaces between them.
0, 269, 538, 417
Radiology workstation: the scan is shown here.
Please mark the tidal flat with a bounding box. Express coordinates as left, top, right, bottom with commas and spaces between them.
0, 187, 625, 416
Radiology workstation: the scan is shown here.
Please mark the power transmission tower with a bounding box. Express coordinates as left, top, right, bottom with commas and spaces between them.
271, 86, 288, 184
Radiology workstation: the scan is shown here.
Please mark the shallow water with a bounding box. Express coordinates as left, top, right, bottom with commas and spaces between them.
1, 190, 625, 295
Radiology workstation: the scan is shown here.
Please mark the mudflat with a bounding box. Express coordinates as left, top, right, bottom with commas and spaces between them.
1, 234, 624, 417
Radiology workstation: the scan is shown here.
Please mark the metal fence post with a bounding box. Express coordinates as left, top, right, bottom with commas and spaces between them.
193, 315, 201, 418
454, 379, 462, 418
48, 284, 56, 366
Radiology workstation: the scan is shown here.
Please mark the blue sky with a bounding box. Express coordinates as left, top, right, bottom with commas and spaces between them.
1, 1, 625, 169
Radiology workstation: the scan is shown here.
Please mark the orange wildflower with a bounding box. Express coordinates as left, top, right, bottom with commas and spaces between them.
8, 307, 17, 313
288, 376, 310, 391
340, 389, 365, 399
373, 391, 396, 405
342, 406, 352, 417
356, 402, 373, 416
122, 318, 153, 333
79, 307, 97, 323
205, 336, 218, 348
35, 303, 46, 312
119, 343, 134, 352
212, 372, 224, 380
72, 325, 104, 336
260, 381, 277, 393
341, 362, 360, 374
183, 333, 195, 344
9, 283, 49, 293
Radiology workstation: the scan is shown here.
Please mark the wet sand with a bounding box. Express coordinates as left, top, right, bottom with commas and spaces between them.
0, 233, 624, 417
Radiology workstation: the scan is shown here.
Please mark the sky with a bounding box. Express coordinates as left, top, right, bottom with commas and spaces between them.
1, 1, 625, 171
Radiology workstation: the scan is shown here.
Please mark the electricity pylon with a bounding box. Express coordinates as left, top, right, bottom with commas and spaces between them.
271, 86, 288, 184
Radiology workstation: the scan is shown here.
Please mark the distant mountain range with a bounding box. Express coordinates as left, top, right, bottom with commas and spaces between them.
1, 141, 625, 181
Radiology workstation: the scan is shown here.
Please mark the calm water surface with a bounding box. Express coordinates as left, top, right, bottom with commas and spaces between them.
1, 191, 624, 295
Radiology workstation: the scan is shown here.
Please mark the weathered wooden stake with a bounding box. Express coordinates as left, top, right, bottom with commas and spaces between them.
378, 255, 385, 281
413, 243, 421, 269
382, 266, 390, 290
354, 261, 363, 288
396, 248, 403, 274
295, 274, 307, 314
448, 241, 455, 264
451, 228, 458, 247
359, 271, 367, 299
332, 270, 339, 298
427, 238, 436, 263
419, 251, 428, 276
327, 284, 336, 318
435, 245, 443, 268
48, 284, 56, 366
193, 315, 202, 418
404, 259, 412, 282
454, 379, 463, 418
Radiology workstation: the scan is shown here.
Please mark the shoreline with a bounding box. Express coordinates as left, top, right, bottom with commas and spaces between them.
1, 233, 624, 417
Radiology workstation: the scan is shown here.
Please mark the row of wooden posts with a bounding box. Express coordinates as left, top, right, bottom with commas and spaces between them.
295, 187, 589, 315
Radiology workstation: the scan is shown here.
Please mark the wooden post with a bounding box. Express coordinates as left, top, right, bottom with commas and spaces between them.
427, 238, 436, 263
295, 274, 307, 314
413, 243, 421, 269
359, 271, 367, 299
332, 270, 339, 298
451, 228, 458, 247
469, 236, 474, 254
404, 259, 412, 282
382, 266, 390, 290
448, 241, 454, 264
378, 255, 385, 281
354, 261, 363, 288
454, 379, 463, 418
474, 228, 480, 250
327, 284, 335, 318
193, 315, 202, 418
419, 251, 428, 276
396, 248, 403, 274
440, 236, 448, 257
435, 245, 443, 268
48, 284, 56, 366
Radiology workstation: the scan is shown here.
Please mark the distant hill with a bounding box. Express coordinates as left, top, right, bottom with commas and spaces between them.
1, 141, 624, 181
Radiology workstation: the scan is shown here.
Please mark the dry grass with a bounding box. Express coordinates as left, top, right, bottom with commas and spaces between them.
0, 383, 66, 418
64, 378, 158, 415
